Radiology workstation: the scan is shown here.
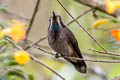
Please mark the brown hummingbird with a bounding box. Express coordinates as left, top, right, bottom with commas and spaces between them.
47, 12, 87, 73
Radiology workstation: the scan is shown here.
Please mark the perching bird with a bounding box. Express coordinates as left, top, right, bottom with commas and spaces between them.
47, 12, 87, 73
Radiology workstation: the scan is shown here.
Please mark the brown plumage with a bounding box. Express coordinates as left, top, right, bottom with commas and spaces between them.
48, 12, 87, 73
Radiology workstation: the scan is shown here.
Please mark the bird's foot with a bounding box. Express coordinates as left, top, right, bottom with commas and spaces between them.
63, 55, 69, 60
55, 53, 61, 58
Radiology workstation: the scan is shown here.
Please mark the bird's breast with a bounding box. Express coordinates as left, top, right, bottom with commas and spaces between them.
48, 31, 73, 56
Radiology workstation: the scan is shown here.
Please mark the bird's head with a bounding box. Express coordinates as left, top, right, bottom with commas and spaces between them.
48, 12, 65, 32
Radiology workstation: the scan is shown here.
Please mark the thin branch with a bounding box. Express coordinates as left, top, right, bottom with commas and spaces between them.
32, 44, 120, 60
69, 57, 120, 63
74, 0, 120, 17
25, 39, 120, 60
89, 49, 120, 56
32, 45, 120, 63
6, 37, 65, 80
67, 8, 93, 26
32, 45, 55, 55
0, 45, 8, 53
56, 0, 107, 52
5, 37, 22, 51
30, 55, 65, 80
84, 53, 120, 60
26, 0, 41, 40
34, 36, 47, 44
36, 46, 120, 63
24, 36, 47, 50
26, 8, 92, 44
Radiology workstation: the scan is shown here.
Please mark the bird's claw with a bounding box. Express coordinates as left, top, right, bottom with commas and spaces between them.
55, 53, 69, 60
64, 55, 69, 60
55, 53, 61, 58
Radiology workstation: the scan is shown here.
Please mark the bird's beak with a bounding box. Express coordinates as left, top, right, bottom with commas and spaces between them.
53, 11, 56, 20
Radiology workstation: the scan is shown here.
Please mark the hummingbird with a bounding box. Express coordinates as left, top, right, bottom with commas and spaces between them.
47, 12, 87, 73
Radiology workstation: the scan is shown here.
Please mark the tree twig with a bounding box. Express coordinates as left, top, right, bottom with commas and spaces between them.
0, 43, 9, 53
31, 43, 120, 60
26, 0, 41, 40
56, 0, 107, 52
27, 8, 92, 44
32, 45, 55, 55
5, 37, 65, 80
30, 55, 65, 80
69, 57, 120, 63
24, 39, 120, 60
89, 48, 120, 56
24, 36, 47, 50
84, 53, 120, 60
67, 8, 93, 26
6, 36, 120, 80
32, 44, 120, 63
37, 46, 120, 63
5, 37, 22, 51
74, 0, 120, 17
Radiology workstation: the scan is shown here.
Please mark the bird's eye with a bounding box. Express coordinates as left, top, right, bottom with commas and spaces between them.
48, 18, 51, 22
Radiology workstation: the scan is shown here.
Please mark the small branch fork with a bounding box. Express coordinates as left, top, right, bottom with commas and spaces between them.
24, 38, 120, 60
5, 37, 120, 80
5, 37, 65, 80
30, 55, 65, 80
26, 8, 94, 46
74, 0, 120, 17
24, 36, 47, 50
55, 0, 120, 61
6, 0, 120, 79
31, 44, 120, 63
56, 0, 107, 52
67, 8, 93, 26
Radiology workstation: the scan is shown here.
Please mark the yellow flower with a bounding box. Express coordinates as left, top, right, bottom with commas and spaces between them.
10, 20, 26, 42
105, 0, 120, 14
14, 51, 30, 65
93, 19, 109, 28
0, 28, 11, 38
0, 20, 26, 42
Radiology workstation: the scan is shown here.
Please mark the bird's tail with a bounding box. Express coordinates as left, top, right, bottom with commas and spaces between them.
65, 53, 87, 73
70, 60, 87, 73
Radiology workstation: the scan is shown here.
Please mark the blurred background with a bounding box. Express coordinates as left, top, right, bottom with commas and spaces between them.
0, 0, 120, 80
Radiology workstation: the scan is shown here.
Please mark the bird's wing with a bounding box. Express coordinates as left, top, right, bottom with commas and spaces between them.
64, 27, 83, 58
64, 27, 87, 73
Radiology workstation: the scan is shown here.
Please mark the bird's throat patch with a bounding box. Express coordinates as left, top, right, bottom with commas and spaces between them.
52, 23, 60, 32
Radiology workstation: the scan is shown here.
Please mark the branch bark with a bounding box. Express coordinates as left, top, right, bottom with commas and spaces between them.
26, 0, 41, 40
6, 37, 65, 80
74, 0, 120, 17
57, 0, 107, 52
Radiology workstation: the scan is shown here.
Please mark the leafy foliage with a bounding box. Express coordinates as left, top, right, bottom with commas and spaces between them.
0, 4, 33, 80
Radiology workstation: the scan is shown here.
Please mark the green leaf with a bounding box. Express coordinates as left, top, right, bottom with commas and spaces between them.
8, 71, 25, 79
7, 60, 18, 66
0, 40, 8, 45
28, 74, 34, 80
7, 70, 33, 80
